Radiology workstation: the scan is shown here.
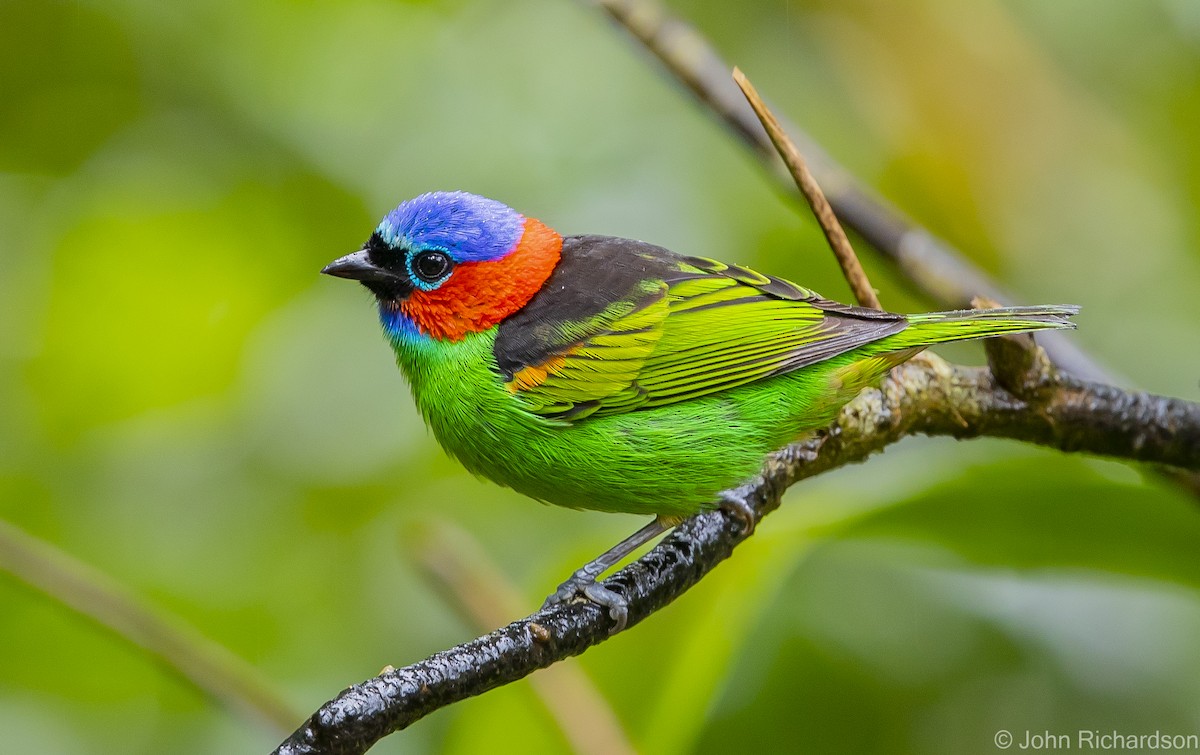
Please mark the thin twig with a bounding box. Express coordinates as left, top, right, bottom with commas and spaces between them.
733, 67, 881, 310
274, 347, 1199, 754
590, 0, 1106, 382
0, 519, 300, 735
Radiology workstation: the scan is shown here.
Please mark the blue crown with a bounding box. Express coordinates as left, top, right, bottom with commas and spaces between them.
375, 191, 525, 263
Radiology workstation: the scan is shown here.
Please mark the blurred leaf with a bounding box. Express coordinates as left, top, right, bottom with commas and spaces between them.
846, 455, 1200, 583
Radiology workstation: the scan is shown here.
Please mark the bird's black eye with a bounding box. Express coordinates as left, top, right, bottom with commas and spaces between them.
411, 250, 452, 284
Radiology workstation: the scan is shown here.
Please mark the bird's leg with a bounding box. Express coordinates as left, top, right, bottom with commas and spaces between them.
542, 483, 758, 632
543, 516, 674, 633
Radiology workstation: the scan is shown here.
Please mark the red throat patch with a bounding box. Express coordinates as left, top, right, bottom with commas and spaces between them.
400, 217, 563, 341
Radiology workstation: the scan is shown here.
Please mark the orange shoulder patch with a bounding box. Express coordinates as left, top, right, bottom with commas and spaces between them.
507, 352, 572, 392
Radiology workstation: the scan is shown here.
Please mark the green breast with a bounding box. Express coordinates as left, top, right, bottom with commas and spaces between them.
387, 327, 877, 517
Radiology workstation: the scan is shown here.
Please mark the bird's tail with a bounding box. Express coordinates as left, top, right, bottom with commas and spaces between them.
886, 304, 1079, 349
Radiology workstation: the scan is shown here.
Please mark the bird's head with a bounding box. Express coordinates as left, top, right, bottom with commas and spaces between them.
323, 191, 562, 342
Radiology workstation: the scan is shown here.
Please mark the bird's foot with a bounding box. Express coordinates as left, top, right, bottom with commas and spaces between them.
541, 517, 675, 634
719, 487, 758, 536
543, 568, 629, 633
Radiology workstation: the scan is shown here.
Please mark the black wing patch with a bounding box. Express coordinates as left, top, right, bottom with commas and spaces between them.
493, 235, 682, 379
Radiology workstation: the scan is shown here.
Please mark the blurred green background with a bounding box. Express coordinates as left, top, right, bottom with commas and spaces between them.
3, 0, 1199, 752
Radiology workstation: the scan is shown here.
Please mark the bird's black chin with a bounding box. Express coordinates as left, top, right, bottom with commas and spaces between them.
361, 279, 414, 302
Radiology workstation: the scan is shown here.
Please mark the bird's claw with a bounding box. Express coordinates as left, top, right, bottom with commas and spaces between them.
719, 489, 757, 536
543, 570, 629, 634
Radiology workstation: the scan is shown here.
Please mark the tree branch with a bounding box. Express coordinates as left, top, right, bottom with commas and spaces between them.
273, 339, 1199, 755
405, 519, 636, 755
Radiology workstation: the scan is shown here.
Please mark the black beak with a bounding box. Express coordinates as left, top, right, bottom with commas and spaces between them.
321, 249, 403, 285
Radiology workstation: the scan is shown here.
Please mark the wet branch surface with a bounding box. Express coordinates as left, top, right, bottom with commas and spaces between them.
273, 339, 1200, 755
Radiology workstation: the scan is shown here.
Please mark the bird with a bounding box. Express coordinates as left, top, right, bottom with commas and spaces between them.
322, 190, 1078, 630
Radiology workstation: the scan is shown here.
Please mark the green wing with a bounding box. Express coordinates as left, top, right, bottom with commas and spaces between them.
502, 247, 908, 420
